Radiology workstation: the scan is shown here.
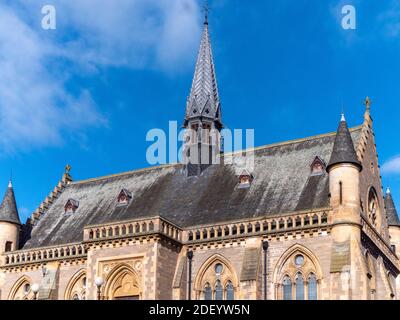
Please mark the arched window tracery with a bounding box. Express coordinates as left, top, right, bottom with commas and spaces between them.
196, 256, 238, 301
308, 273, 318, 300
274, 245, 322, 300
367, 187, 381, 230
295, 273, 304, 300
9, 277, 34, 300
65, 270, 87, 300
103, 264, 141, 300
282, 276, 292, 300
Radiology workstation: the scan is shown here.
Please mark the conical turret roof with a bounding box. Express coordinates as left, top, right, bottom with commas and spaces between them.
385, 188, 400, 227
0, 181, 21, 225
327, 115, 362, 172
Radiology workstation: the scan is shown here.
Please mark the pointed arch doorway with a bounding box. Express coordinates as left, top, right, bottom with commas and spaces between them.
104, 264, 142, 300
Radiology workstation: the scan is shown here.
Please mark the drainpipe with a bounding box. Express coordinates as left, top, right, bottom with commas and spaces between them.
263, 240, 269, 300
187, 249, 194, 300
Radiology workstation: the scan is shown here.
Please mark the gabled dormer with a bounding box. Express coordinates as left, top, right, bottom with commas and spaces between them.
310, 156, 326, 176
117, 188, 132, 206
238, 169, 254, 189
65, 198, 79, 215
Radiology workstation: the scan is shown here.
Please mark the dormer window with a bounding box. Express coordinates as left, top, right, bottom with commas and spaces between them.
65, 198, 79, 215
238, 170, 254, 189
117, 188, 132, 205
310, 156, 326, 176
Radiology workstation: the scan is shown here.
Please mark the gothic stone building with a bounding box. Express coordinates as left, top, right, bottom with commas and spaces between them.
0, 19, 400, 301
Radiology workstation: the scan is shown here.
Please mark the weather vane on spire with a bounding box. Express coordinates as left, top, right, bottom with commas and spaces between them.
9, 169, 13, 188
65, 164, 71, 174
203, 0, 209, 25
364, 96, 371, 112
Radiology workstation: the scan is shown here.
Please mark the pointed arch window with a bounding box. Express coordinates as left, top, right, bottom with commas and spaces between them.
283, 276, 292, 300
65, 271, 87, 300
277, 249, 321, 300
204, 283, 212, 300
368, 188, 380, 228
215, 280, 223, 300
226, 281, 234, 300
295, 274, 304, 300
197, 259, 237, 301
10, 279, 34, 300
308, 273, 317, 300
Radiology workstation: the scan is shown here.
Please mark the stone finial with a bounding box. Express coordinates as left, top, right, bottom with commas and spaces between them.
62, 164, 73, 184
387, 187, 391, 195
341, 113, 346, 122
364, 96, 371, 112
65, 164, 71, 174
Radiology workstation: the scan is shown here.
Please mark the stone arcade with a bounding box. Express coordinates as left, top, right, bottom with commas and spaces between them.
0, 17, 399, 300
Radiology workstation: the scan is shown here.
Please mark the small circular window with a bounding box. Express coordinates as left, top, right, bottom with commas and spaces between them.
295, 255, 305, 267
215, 263, 224, 275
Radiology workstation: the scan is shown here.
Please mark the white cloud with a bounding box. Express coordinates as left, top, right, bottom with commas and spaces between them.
378, 0, 400, 38
32, 0, 202, 71
382, 156, 400, 175
0, 0, 202, 153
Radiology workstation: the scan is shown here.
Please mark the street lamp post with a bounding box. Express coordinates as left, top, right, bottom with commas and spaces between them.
187, 250, 194, 301
263, 240, 269, 300
32, 283, 40, 300
95, 277, 104, 300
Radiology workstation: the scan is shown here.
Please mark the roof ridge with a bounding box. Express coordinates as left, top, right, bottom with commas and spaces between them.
70, 125, 362, 187
224, 125, 363, 157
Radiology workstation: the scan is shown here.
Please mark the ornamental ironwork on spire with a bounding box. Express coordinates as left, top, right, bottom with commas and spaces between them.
184, 16, 222, 129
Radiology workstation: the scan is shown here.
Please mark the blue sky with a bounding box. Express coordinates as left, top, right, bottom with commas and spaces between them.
0, 0, 400, 222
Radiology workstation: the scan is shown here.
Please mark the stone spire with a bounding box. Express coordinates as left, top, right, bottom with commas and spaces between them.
386, 187, 400, 227
0, 180, 21, 225
183, 12, 223, 177
327, 114, 362, 172
184, 15, 222, 129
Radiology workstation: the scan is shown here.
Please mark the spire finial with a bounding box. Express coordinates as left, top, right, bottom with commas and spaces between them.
65, 164, 71, 174
203, 0, 209, 25
9, 169, 12, 188
341, 113, 346, 122
387, 187, 391, 195
364, 96, 371, 112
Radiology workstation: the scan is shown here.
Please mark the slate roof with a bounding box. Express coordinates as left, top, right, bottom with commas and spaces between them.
0, 182, 21, 225
22, 127, 362, 249
327, 117, 362, 172
385, 189, 400, 227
